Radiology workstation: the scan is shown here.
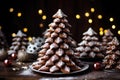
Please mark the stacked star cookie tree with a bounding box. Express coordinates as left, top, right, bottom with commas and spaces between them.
32, 9, 81, 74
102, 29, 114, 54
75, 27, 104, 59
7, 30, 28, 56
103, 37, 120, 70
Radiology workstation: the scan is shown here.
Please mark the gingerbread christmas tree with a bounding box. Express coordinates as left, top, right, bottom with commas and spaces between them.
75, 27, 104, 59
32, 9, 82, 74
102, 29, 114, 54
7, 30, 28, 56
103, 37, 120, 70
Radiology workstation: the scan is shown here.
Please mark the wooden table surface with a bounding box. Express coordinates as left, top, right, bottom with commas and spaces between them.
0, 61, 120, 80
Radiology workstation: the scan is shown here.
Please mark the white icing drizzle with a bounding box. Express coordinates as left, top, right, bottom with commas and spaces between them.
83, 27, 97, 36
39, 49, 47, 54
52, 9, 67, 18
56, 48, 64, 57
64, 55, 70, 62
41, 43, 49, 49
76, 46, 84, 52
78, 41, 87, 46
85, 47, 91, 52
89, 52, 96, 58
59, 33, 67, 38
59, 23, 65, 28
16, 30, 26, 37
62, 18, 68, 23
50, 65, 59, 73
49, 23, 57, 27
45, 37, 53, 43
51, 55, 59, 62
55, 37, 63, 44
53, 18, 61, 23
61, 43, 69, 49
56, 60, 65, 68
62, 66, 70, 73
45, 60, 54, 66
55, 28, 62, 33
80, 52, 87, 57
46, 49, 54, 56
104, 29, 113, 36
93, 47, 100, 52
91, 36, 98, 40
39, 65, 48, 71
51, 32, 58, 38
50, 43, 58, 49
111, 37, 119, 45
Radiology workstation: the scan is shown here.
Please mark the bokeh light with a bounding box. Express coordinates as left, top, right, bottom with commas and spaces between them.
88, 19, 92, 23
112, 25, 116, 29
12, 33, 16, 37
109, 17, 114, 22
42, 15, 47, 20
85, 12, 90, 17
38, 9, 43, 15
39, 23, 44, 28
9, 8, 14, 12
98, 15, 102, 19
28, 37, 32, 41
76, 14, 80, 19
17, 12, 22, 17
90, 8, 95, 13
23, 28, 28, 32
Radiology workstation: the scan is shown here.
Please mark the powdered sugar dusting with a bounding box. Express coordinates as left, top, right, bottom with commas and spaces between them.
83, 27, 97, 36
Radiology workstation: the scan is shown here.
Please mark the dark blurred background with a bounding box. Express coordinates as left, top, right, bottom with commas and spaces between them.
0, 0, 120, 45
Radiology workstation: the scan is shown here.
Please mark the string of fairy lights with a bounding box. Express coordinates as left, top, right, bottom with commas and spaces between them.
0, 7, 119, 41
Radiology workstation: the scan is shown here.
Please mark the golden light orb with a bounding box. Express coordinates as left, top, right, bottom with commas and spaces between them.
42, 15, 47, 20
38, 9, 43, 15
85, 12, 90, 17
109, 17, 114, 22
118, 30, 120, 35
17, 12, 22, 17
104, 29, 108, 34
23, 28, 28, 32
99, 31, 103, 36
112, 25, 116, 29
98, 15, 102, 19
12, 33, 16, 37
90, 8, 95, 13
88, 19, 92, 23
9, 8, 14, 12
76, 14, 80, 19
99, 27, 103, 31
28, 37, 32, 41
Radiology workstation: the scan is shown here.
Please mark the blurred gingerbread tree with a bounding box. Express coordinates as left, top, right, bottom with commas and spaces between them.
7, 30, 28, 60
75, 27, 104, 60
103, 37, 120, 70
102, 29, 114, 54
32, 9, 82, 74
